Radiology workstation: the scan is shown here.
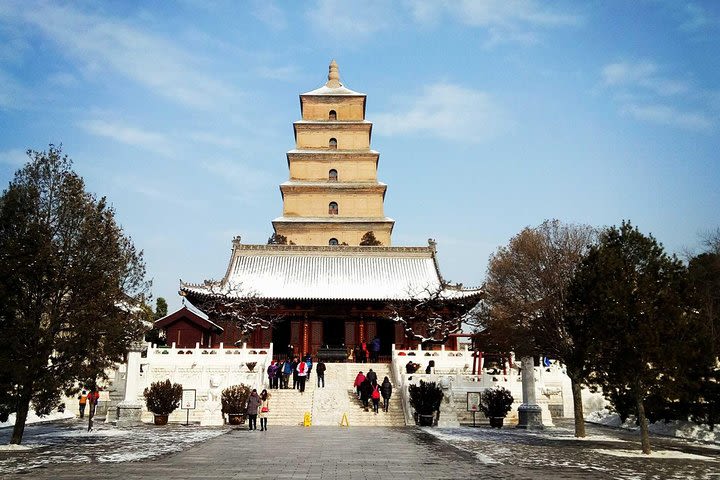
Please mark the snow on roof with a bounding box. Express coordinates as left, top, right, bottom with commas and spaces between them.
180, 244, 482, 302
271, 216, 395, 223
301, 84, 365, 96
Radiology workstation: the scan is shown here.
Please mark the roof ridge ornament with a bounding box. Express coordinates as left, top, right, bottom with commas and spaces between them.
326, 59, 341, 88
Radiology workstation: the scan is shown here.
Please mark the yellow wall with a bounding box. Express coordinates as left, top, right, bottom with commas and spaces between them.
283, 191, 385, 217
275, 224, 392, 246
289, 159, 377, 182
296, 129, 370, 150
301, 97, 365, 121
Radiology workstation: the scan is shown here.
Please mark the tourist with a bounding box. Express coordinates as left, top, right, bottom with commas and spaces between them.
353, 345, 361, 362
246, 389, 261, 430
360, 377, 372, 411
273, 361, 282, 389
366, 368, 377, 384
259, 389, 270, 431
316, 360, 326, 388
425, 360, 435, 375
353, 371, 365, 398
88, 388, 100, 417
371, 381, 381, 414
370, 336, 381, 362
304, 354, 313, 381
78, 389, 88, 419
267, 361, 278, 389
405, 360, 415, 373
381, 376, 392, 412
296, 358, 308, 393
291, 356, 299, 389
361, 341, 369, 363
282, 358, 293, 389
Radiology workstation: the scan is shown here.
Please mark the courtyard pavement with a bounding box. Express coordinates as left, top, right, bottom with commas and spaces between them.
1, 419, 717, 479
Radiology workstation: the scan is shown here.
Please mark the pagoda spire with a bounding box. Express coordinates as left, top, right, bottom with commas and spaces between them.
326, 59, 341, 88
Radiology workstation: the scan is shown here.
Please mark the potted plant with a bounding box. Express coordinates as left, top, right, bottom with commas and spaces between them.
221, 384, 251, 425
408, 380, 444, 426
246, 361, 257, 372
143, 379, 183, 425
480, 387, 514, 428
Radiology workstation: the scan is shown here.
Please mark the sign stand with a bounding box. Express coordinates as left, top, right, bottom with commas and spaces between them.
181, 389, 197, 426
467, 392, 481, 427
340, 412, 349, 427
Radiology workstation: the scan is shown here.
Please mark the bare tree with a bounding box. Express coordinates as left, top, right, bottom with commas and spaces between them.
185, 281, 284, 341
482, 219, 597, 437
388, 285, 478, 345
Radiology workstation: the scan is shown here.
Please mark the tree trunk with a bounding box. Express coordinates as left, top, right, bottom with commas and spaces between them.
636, 395, 651, 454
10, 383, 33, 445
570, 377, 586, 438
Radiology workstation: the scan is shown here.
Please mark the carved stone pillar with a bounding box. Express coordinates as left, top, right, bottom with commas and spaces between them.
517, 356, 543, 429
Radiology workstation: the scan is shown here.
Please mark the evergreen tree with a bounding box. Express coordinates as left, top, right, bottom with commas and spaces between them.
360, 231, 382, 246
0, 145, 149, 444
153, 297, 168, 321
482, 219, 597, 437
267, 233, 288, 245
566, 222, 693, 453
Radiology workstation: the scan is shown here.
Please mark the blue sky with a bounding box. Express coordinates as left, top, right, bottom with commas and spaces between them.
1, 1, 718, 310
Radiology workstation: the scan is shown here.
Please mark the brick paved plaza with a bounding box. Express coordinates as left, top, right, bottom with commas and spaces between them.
1, 420, 717, 479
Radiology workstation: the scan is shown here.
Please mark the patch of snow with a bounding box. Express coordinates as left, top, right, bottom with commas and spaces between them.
586, 409, 720, 444
0, 409, 74, 429
594, 448, 717, 461
0, 444, 38, 451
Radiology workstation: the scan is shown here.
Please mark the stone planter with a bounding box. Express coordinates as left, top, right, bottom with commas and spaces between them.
228, 414, 246, 425
153, 414, 169, 425
418, 414, 434, 426
489, 417, 504, 428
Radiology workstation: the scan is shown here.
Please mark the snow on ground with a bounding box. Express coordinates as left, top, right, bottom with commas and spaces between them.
0, 409, 75, 429
594, 448, 716, 461
421, 421, 719, 480
0, 420, 230, 474
586, 409, 720, 444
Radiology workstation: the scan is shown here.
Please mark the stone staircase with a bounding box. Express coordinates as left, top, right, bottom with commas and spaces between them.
263, 363, 406, 427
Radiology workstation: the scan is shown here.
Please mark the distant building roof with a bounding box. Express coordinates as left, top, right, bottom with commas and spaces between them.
180, 241, 482, 302
154, 306, 223, 333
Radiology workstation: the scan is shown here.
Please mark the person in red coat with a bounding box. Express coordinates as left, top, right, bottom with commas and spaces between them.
353, 371, 365, 398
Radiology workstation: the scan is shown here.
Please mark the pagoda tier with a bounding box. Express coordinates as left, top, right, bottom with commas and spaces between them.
273, 60, 394, 246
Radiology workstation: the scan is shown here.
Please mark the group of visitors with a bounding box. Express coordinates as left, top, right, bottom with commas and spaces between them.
352, 336, 382, 363
77, 387, 100, 419
267, 355, 327, 392
353, 369, 393, 414
245, 388, 271, 431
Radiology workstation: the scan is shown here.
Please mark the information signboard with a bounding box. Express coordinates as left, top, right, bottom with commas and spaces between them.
467, 392, 481, 412
182, 389, 196, 410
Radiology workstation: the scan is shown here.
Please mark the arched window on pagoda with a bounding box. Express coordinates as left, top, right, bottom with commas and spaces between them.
329, 169, 338, 182
329, 110, 337, 120
329, 138, 337, 150
328, 201, 338, 215
329, 238, 339, 246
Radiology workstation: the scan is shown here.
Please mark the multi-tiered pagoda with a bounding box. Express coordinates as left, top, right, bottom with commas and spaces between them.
273, 60, 394, 247
180, 61, 481, 357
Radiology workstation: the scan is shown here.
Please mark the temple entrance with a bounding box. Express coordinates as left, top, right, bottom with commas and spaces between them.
273, 320, 292, 358
376, 319, 395, 357
322, 318, 345, 347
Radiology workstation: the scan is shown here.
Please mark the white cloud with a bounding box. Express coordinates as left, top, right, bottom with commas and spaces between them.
252, 0, 287, 30
602, 61, 689, 96
306, 0, 395, 39
0, 68, 30, 110
405, 0, 581, 46
620, 104, 713, 132
80, 119, 174, 156
47, 72, 78, 88
2, 1, 241, 110
679, 3, 720, 32
374, 83, 508, 142
200, 158, 272, 204
254, 65, 299, 81
0, 148, 28, 167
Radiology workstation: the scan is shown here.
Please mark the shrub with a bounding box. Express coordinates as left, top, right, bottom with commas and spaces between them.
479, 387, 514, 418
221, 384, 252, 414
408, 380, 444, 415
143, 379, 183, 416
